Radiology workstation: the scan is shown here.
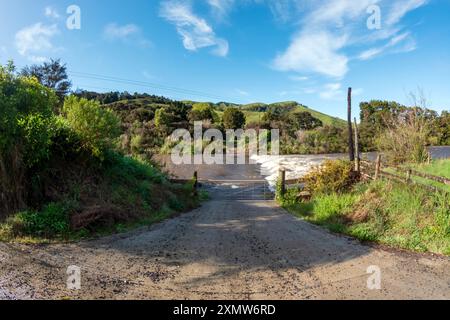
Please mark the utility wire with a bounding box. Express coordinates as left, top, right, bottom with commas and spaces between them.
68, 70, 231, 101
12, 63, 237, 102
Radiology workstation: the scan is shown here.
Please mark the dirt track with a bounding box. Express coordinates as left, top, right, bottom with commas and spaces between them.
1, 188, 449, 300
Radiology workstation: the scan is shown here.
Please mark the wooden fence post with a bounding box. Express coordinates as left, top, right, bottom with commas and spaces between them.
347, 88, 355, 162
279, 169, 286, 197
374, 155, 382, 180
354, 117, 360, 173
193, 171, 198, 196
406, 169, 412, 183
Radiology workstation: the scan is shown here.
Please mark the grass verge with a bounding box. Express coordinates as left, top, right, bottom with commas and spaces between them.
281, 180, 450, 255
384, 159, 450, 193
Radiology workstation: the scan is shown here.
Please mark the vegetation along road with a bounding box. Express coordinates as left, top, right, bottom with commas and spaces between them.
0, 181, 449, 300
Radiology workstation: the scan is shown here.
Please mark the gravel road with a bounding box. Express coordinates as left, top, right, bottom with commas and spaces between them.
0, 185, 449, 300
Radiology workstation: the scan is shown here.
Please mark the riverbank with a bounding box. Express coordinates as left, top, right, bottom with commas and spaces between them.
279, 159, 450, 256
252, 146, 450, 188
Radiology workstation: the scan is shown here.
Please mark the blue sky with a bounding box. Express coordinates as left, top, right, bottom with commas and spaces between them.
1, 0, 449, 119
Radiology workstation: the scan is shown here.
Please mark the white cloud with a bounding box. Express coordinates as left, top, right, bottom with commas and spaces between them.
319, 83, 363, 100
320, 82, 345, 100
386, 0, 428, 25
359, 47, 384, 60
236, 89, 249, 96
45, 6, 60, 19
273, 0, 428, 79
160, 1, 229, 57
274, 31, 349, 78
15, 23, 59, 62
358, 32, 416, 60
289, 75, 309, 81
266, 0, 296, 23
302, 87, 317, 94
104, 23, 140, 40
104, 23, 151, 47
208, 0, 235, 18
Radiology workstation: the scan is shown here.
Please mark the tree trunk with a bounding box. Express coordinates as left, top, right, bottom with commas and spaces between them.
354, 117, 360, 173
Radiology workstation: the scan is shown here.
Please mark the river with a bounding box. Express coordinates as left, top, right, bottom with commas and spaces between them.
155, 146, 450, 187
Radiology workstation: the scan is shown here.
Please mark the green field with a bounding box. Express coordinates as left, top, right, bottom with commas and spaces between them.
409, 159, 450, 179
385, 159, 450, 193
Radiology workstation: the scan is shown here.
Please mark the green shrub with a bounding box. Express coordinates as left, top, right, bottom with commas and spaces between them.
17, 114, 56, 168
0, 63, 58, 217
0, 65, 57, 163
62, 96, 121, 159
50, 117, 83, 158
303, 160, 354, 195
1, 201, 76, 239
376, 110, 430, 165
223, 107, 246, 130
155, 107, 173, 128
189, 103, 216, 123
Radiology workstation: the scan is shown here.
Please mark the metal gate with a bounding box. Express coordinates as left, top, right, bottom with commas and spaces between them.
200, 180, 274, 201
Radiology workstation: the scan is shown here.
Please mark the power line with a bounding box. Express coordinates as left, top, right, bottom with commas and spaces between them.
11, 63, 237, 102
68, 70, 232, 101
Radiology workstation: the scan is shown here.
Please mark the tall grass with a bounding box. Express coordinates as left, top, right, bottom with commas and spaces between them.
409, 159, 450, 179
282, 180, 450, 255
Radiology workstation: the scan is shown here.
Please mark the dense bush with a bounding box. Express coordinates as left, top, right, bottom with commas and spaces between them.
154, 107, 173, 129
223, 107, 246, 130
286, 112, 323, 133
0, 63, 58, 217
189, 103, 217, 123
0, 64, 57, 163
16, 202, 74, 238
376, 110, 430, 165
303, 160, 354, 195
18, 114, 57, 168
62, 96, 121, 159
280, 125, 348, 155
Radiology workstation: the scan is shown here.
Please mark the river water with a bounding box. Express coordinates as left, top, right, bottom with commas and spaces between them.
253, 146, 450, 186
155, 146, 450, 187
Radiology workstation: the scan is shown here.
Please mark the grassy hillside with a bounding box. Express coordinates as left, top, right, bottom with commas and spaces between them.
101, 97, 350, 156
294, 104, 346, 127
106, 98, 346, 127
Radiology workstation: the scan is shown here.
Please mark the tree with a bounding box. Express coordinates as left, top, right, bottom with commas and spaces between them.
359, 100, 407, 151
21, 59, 71, 104
435, 111, 450, 145
154, 108, 173, 129
223, 108, 246, 130
189, 103, 216, 123
262, 107, 286, 122
62, 96, 121, 159
0, 63, 58, 217
376, 111, 430, 165
288, 112, 323, 131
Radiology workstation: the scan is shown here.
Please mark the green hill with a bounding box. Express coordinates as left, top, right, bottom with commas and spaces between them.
240, 101, 346, 127
103, 97, 347, 130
